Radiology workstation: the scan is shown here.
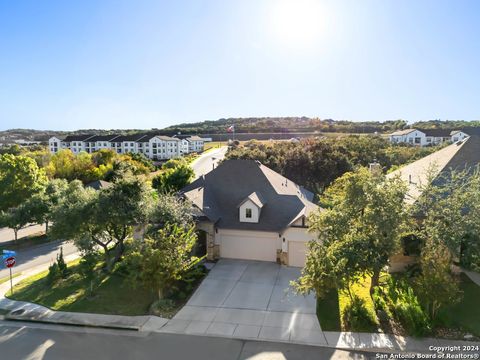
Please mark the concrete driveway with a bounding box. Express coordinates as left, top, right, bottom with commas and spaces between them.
161, 259, 325, 345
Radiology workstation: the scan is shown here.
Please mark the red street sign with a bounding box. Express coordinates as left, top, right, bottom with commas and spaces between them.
5, 257, 16, 268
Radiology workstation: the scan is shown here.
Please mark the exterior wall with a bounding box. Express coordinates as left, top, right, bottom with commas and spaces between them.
196, 221, 217, 261
49, 135, 187, 160
451, 132, 469, 143
389, 253, 418, 272
215, 228, 280, 262
239, 200, 260, 223
280, 226, 317, 266
390, 130, 426, 146
48, 137, 62, 153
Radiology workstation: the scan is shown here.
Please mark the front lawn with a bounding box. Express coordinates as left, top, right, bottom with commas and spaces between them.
6, 258, 205, 317
317, 275, 379, 332
316, 272, 480, 338
437, 273, 480, 337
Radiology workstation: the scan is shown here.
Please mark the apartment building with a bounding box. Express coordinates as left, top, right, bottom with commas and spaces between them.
389, 128, 469, 147
48, 133, 204, 160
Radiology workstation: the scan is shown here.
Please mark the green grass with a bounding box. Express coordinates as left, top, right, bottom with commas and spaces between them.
316, 288, 341, 331
204, 141, 227, 150
317, 275, 379, 332
438, 273, 480, 336
0, 272, 21, 285
7, 259, 157, 316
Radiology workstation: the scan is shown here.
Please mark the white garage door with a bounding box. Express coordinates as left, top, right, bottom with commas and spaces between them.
288, 241, 307, 267
220, 233, 278, 262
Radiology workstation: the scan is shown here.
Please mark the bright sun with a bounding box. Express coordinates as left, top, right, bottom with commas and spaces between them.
267, 0, 325, 50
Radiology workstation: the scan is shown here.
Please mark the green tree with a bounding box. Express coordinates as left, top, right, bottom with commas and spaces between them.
0, 204, 31, 241
415, 167, 480, 270
50, 177, 154, 271
149, 193, 194, 231
295, 168, 408, 298
415, 240, 462, 320
0, 154, 47, 211
24, 179, 69, 232
152, 161, 194, 193
126, 223, 200, 299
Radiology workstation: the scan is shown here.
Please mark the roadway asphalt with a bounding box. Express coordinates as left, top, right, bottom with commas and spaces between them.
0, 224, 46, 244
0, 241, 78, 279
0, 321, 376, 360
191, 146, 228, 178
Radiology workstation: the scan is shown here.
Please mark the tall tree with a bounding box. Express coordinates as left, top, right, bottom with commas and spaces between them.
152, 161, 194, 193
50, 177, 154, 270
126, 223, 200, 299
415, 167, 480, 270
24, 179, 69, 232
295, 168, 408, 298
0, 204, 31, 241
0, 154, 47, 211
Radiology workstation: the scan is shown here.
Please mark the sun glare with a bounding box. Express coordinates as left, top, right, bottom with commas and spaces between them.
267, 0, 325, 50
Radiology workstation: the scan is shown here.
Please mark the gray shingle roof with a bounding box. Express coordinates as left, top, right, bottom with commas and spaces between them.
390, 129, 417, 136
180, 159, 318, 232
387, 135, 480, 204
63, 134, 96, 142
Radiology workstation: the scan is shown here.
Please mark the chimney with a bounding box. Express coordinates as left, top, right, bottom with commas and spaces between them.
369, 159, 382, 175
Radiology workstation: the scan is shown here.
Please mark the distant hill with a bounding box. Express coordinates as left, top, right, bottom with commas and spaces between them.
2, 118, 480, 143
162, 117, 480, 135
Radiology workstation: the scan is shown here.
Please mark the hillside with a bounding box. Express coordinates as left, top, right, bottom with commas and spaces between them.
2, 118, 480, 143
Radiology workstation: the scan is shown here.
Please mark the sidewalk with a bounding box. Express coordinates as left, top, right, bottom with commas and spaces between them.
463, 268, 480, 287
1, 258, 478, 353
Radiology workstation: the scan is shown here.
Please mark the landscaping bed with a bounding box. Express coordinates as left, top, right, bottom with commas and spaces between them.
316, 272, 480, 339
6, 258, 207, 318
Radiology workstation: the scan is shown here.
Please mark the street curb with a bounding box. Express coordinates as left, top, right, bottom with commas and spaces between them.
3, 313, 141, 331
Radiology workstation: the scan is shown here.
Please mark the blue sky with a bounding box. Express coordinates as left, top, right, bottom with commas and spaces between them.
1, 0, 479, 131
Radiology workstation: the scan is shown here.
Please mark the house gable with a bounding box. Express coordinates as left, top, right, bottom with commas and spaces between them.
239, 199, 260, 223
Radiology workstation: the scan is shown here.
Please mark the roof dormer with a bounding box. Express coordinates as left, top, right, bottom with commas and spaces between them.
237, 192, 265, 223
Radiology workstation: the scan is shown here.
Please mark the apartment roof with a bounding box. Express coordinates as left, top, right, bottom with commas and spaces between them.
111, 134, 149, 143
180, 159, 318, 232
387, 136, 480, 204
390, 129, 417, 136
87, 135, 121, 142
422, 128, 453, 137
62, 134, 96, 142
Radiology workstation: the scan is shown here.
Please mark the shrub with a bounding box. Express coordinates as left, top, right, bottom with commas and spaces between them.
46, 262, 60, 284
378, 277, 431, 336
391, 284, 431, 336
342, 295, 377, 332
56, 247, 69, 279
150, 299, 176, 316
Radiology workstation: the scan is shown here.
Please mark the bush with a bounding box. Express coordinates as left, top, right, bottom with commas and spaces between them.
342, 295, 377, 332
56, 247, 69, 279
379, 277, 431, 336
46, 262, 60, 284
150, 299, 176, 316
46, 247, 69, 284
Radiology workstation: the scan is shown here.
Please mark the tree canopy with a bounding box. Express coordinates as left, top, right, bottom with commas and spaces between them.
0, 153, 47, 211
295, 168, 408, 297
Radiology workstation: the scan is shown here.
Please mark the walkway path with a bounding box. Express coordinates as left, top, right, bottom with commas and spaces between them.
463, 268, 480, 287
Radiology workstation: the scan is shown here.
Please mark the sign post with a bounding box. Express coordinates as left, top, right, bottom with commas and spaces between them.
3, 250, 16, 295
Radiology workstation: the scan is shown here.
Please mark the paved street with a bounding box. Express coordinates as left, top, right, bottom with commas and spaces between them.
0, 224, 46, 245
0, 321, 374, 360
0, 241, 78, 279
191, 146, 228, 178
